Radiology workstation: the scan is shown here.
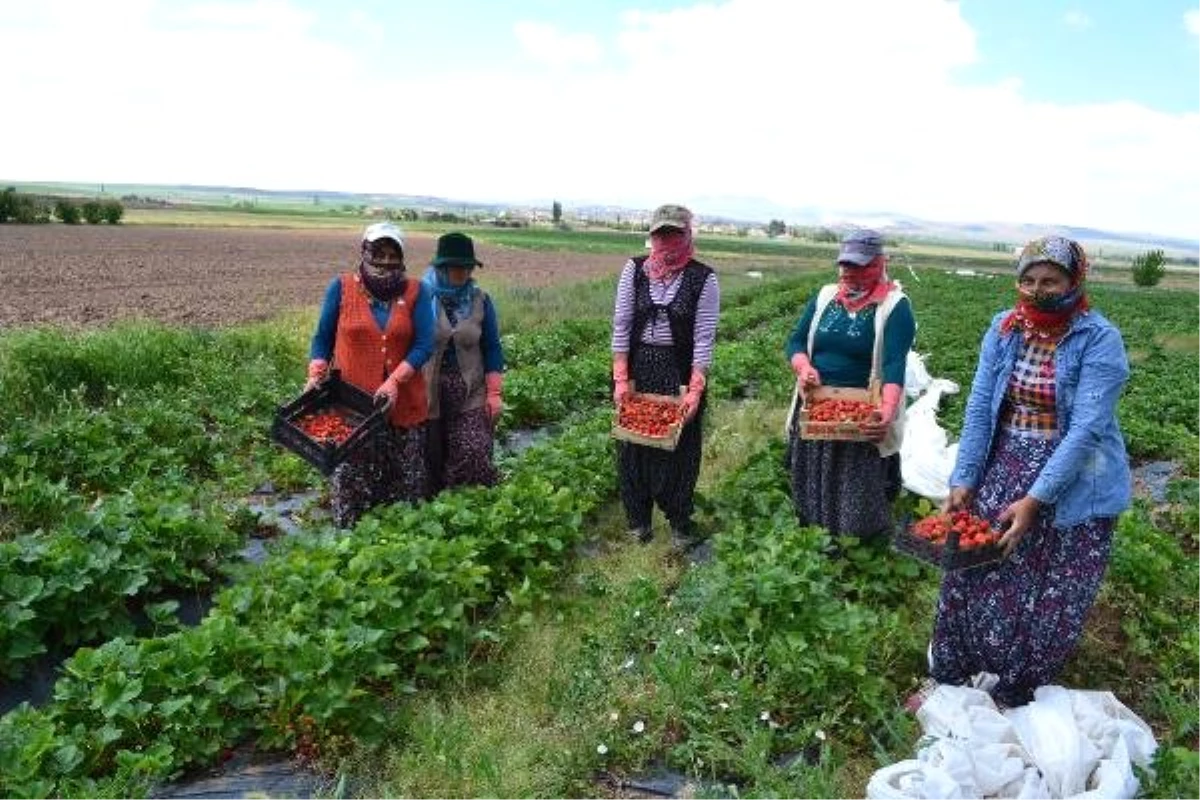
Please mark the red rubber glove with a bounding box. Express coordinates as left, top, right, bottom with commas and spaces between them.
485, 372, 503, 421
304, 358, 329, 392
861, 382, 904, 441
790, 352, 821, 388
612, 353, 631, 405
679, 369, 707, 423
374, 361, 415, 412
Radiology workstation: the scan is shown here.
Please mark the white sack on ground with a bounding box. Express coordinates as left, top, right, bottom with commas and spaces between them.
866, 682, 1158, 800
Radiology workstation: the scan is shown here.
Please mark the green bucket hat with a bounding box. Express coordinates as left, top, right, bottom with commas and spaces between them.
431, 232, 483, 268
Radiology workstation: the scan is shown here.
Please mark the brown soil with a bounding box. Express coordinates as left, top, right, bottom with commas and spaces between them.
0, 225, 622, 329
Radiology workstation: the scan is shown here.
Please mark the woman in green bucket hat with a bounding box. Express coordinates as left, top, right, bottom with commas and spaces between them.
421, 232, 507, 493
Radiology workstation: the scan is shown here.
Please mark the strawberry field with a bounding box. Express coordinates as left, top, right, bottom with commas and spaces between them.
0, 224, 1196, 798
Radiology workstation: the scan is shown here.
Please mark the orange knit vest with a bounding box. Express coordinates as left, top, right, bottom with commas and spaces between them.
333, 273, 427, 429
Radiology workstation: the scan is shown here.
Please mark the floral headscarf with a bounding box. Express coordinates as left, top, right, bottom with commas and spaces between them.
1000, 235, 1090, 341
358, 240, 407, 301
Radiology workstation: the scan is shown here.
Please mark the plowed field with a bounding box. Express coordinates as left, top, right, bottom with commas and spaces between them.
0, 225, 621, 329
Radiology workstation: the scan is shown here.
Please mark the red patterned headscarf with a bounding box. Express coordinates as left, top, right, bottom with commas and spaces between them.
645, 226, 695, 282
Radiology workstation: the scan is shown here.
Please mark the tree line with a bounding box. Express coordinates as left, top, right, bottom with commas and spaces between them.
0, 187, 124, 224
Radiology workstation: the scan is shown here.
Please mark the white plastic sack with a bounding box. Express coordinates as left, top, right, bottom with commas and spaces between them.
867, 682, 1158, 800
1006, 686, 1157, 800
899, 376, 960, 502
905, 351, 934, 398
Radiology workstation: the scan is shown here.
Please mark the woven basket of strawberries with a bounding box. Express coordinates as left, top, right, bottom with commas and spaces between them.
798, 385, 878, 442
270, 371, 387, 475
894, 510, 1006, 571
612, 389, 686, 451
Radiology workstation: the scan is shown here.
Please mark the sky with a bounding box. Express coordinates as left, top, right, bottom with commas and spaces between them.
3, 0, 1198, 239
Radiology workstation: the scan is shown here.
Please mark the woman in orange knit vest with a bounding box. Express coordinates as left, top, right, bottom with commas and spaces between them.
305, 222, 435, 527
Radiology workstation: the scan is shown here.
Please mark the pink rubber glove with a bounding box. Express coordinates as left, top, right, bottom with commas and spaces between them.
485, 372, 503, 421
861, 382, 903, 441
304, 358, 329, 392
374, 361, 415, 411
679, 369, 707, 423
612, 353, 631, 405
790, 352, 821, 388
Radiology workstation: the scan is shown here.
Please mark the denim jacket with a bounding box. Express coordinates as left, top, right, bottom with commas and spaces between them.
949, 308, 1132, 528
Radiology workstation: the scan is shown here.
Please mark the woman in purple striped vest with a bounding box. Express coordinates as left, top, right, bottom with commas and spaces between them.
611, 204, 720, 553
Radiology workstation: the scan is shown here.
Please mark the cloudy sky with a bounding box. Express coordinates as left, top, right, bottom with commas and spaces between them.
4, 0, 1198, 238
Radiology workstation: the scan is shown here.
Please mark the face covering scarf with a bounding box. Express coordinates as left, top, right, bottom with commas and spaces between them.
358, 243, 408, 301
431, 267, 477, 324
1001, 282, 1089, 342
834, 256, 895, 313
645, 228, 695, 282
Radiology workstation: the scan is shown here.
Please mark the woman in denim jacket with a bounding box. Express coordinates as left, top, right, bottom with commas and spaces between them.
925, 235, 1131, 709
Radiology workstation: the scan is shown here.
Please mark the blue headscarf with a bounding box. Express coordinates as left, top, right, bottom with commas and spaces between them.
423, 265, 478, 323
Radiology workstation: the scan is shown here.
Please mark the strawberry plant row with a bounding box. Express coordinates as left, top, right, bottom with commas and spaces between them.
0, 490, 243, 680
0, 412, 618, 797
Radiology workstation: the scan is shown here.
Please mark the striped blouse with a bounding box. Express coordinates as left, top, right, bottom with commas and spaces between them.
610, 259, 720, 369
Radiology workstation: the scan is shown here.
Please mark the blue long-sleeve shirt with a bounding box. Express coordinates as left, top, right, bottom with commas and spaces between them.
474, 295, 506, 373
309, 276, 435, 369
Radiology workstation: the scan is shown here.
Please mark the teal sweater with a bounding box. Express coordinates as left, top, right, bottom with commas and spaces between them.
784, 293, 916, 388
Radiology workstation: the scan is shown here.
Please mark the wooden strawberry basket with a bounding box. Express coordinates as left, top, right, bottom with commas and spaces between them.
611, 387, 686, 451
797, 385, 879, 442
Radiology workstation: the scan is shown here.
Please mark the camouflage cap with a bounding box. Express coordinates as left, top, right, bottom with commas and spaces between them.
649, 204, 694, 233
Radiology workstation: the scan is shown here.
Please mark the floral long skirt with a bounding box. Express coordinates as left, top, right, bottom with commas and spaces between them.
330, 423, 427, 528
929, 429, 1115, 707
787, 436, 899, 538
618, 345, 704, 533
426, 367, 499, 495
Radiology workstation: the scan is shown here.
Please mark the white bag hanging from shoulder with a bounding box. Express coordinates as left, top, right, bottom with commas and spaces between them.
898, 376, 960, 502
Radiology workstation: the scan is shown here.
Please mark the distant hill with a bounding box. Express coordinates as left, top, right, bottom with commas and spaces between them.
7, 179, 1196, 261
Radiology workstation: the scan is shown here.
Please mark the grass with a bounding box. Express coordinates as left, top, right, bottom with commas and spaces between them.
338, 394, 794, 797
122, 208, 368, 230
1158, 332, 1200, 353
342, 504, 682, 798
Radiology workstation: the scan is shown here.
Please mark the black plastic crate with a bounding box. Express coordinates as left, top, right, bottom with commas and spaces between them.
892, 515, 1006, 571
270, 371, 387, 476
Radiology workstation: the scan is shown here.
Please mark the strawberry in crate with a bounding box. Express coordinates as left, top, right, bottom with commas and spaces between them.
912, 510, 1001, 550
295, 410, 357, 444
806, 397, 877, 424
617, 393, 684, 439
